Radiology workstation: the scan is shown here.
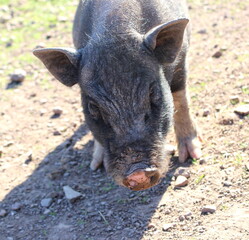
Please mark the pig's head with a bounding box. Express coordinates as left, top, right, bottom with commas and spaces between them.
33, 19, 188, 191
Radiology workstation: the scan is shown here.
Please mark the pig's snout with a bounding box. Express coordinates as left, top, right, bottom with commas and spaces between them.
123, 164, 160, 191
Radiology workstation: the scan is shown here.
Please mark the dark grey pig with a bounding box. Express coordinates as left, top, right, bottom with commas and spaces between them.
33, 0, 202, 191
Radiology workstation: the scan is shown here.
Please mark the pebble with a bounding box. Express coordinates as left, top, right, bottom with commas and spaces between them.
197, 29, 207, 34
184, 212, 193, 220
9, 69, 26, 82
11, 203, 22, 211
219, 117, 234, 125
35, 42, 46, 49
41, 198, 53, 208
230, 96, 239, 105
3, 141, 14, 147
223, 181, 232, 187
40, 99, 47, 104
43, 209, 51, 215
175, 176, 189, 188
0, 209, 7, 217
202, 109, 210, 117
201, 205, 216, 214
63, 186, 82, 203
179, 215, 185, 221
234, 104, 249, 116
147, 223, 156, 229
212, 51, 222, 58
0, 15, 11, 24
174, 167, 191, 178
48, 169, 65, 180
40, 109, 47, 116
162, 223, 175, 231
245, 163, 249, 171
53, 107, 63, 115
199, 159, 206, 165
53, 131, 61, 136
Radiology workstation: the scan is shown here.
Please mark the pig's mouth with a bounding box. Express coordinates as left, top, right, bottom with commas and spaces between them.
122, 163, 161, 191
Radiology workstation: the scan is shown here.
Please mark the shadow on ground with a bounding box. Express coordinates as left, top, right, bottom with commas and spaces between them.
0, 124, 188, 240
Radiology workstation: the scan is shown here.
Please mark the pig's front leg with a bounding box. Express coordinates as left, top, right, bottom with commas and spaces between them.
90, 140, 105, 170
173, 89, 202, 162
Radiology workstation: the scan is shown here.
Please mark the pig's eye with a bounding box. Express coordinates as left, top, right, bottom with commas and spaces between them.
88, 101, 100, 119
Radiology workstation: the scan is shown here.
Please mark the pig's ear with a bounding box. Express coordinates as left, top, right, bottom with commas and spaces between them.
33, 47, 81, 87
143, 18, 189, 63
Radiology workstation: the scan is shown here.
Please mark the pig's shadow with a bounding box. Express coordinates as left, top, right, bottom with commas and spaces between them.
0, 124, 191, 240
5, 81, 23, 89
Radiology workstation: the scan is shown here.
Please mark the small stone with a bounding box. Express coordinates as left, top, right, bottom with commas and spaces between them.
202, 109, 210, 117
230, 96, 239, 105
0, 209, 7, 217
48, 168, 66, 180
10, 69, 26, 82
40, 109, 47, 116
43, 209, 51, 215
41, 198, 53, 208
174, 168, 191, 178
179, 215, 185, 221
0, 15, 11, 24
219, 118, 234, 125
197, 29, 207, 34
245, 163, 249, 171
220, 165, 226, 170
184, 212, 192, 220
234, 104, 249, 116
106, 210, 113, 217
162, 223, 174, 231
199, 159, 206, 165
11, 203, 22, 211
175, 176, 189, 188
40, 99, 47, 104
147, 223, 156, 229
212, 51, 222, 58
201, 205, 216, 214
53, 107, 63, 115
58, 16, 67, 22
35, 43, 46, 49
63, 186, 82, 202
6, 40, 13, 48
53, 131, 61, 136
3, 141, 14, 147
223, 181, 232, 187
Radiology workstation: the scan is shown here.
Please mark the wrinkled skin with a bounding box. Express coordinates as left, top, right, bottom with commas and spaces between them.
33, 0, 202, 191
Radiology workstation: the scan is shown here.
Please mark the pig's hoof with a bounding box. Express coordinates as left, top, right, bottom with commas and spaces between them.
90, 140, 104, 171
90, 158, 103, 171
178, 136, 202, 163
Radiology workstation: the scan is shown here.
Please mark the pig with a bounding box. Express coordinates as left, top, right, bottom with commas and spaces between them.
33, 0, 202, 191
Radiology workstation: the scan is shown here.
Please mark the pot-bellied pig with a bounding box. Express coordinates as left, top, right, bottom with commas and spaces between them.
33, 0, 202, 191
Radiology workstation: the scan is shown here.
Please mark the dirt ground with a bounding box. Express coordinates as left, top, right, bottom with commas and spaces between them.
0, 0, 248, 239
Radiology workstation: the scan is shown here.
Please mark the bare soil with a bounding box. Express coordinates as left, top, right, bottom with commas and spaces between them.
0, 0, 249, 239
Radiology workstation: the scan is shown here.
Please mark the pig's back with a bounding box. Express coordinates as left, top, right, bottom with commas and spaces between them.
73, 0, 188, 49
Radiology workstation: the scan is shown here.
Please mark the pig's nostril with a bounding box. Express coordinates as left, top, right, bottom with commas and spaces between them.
150, 174, 159, 185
